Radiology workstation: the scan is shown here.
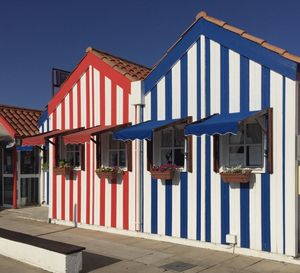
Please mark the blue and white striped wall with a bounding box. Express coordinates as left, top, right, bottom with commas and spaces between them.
142, 35, 298, 256
38, 110, 50, 206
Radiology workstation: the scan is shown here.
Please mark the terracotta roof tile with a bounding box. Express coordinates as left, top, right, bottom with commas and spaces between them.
223, 24, 246, 35
86, 47, 151, 81
241, 33, 265, 45
0, 104, 42, 137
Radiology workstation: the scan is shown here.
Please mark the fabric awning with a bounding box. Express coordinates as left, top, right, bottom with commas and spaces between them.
63, 124, 130, 144
22, 128, 83, 146
184, 111, 260, 136
113, 119, 184, 141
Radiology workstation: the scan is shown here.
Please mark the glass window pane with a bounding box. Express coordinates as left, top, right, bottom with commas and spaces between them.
174, 128, 185, 147
229, 127, 244, 144
246, 145, 262, 166
229, 146, 244, 166
109, 151, 118, 166
119, 141, 125, 149
3, 149, 13, 174
174, 148, 184, 167
245, 123, 262, 144
161, 128, 173, 147
109, 136, 118, 149
66, 152, 74, 166
75, 152, 80, 167
119, 150, 126, 167
21, 151, 34, 174
161, 149, 173, 165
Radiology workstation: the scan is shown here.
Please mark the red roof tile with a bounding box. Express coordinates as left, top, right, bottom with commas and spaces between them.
0, 105, 42, 137
86, 47, 151, 81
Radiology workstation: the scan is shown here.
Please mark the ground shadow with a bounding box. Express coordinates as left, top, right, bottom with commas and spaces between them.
81, 251, 121, 273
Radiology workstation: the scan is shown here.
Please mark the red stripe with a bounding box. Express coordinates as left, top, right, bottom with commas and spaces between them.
111, 180, 117, 227
48, 52, 131, 115
77, 81, 81, 223
111, 82, 116, 125
86, 69, 91, 224
100, 73, 105, 125
69, 89, 74, 221
52, 110, 57, 219
123, 172, 129, 229
61, 99, 66, 221
100, 178, 105, 226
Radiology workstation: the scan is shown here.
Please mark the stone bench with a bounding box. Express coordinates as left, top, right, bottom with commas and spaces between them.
0, 228, 85, 273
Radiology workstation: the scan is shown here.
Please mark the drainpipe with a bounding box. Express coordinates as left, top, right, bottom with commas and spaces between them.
12, 146, 17, 209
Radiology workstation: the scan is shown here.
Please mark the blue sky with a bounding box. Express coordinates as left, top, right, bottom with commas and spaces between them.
0, 0, 299, 109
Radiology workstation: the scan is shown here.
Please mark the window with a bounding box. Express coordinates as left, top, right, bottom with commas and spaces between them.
55, 137, 82, 168
221, 119, 265, 169
108, 134, 126, 168
156, 125, 185, 168
20, 148, 39, 174
66, 144, 81, 168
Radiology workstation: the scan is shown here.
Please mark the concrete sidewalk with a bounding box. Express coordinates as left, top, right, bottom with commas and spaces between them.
0, 207, 299, 273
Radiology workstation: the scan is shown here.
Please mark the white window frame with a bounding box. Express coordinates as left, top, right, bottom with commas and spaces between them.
102, 133, 127, 169
154, 125, 187, 171
220, 118, 266, 173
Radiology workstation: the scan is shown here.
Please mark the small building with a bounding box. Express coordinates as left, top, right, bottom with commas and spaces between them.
23, 11, 300, 261
0, 104, 42, 208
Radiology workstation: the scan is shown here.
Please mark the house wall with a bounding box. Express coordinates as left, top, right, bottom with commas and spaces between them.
48, 65, 137, 231
142, 35, 298, 256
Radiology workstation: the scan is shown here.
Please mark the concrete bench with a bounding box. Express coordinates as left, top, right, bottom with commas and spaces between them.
0, 228, 85, 273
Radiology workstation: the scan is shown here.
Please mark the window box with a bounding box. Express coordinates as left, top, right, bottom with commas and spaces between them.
95, 166, 123, 180
150, 164, 179, 180
150, 169, 175, 180
53, 166, 73, 176
220, 170, 252, 183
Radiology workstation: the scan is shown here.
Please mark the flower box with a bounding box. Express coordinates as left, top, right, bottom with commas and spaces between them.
95, 170, 118, 180
53, 166, 73, 176
150, 169, 176, 180
220, 171, 252, 183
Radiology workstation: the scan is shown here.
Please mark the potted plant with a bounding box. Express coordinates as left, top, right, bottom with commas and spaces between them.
150, 164, 179, 180
220, 165, 252, 183
42, 162, 49, 172
53, 160, 72, 175
95, 166, 124, 180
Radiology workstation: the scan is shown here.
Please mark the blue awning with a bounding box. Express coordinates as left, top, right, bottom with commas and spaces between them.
17, 146, 33, 151
185, 111, 260, 136
114, 119, 180, 141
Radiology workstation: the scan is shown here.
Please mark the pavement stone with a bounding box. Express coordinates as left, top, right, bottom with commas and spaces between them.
245, 260, 286, 273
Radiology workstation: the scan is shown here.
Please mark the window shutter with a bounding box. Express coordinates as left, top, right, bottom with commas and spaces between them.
80, 144, 85, 171
147, 140, 153, 171
267, 108, 273, 174
213, 135, 220, 173
127, 141, 132, 172
187, 136, 193, 173
96, 135, 101, 168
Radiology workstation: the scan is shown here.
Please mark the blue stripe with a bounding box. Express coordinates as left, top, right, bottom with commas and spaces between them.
205, 37, 211, 242
141, 108, 144, 232
261, 66, 271, 252
38, 110, 48, 127
180, 54, 188, 117
282, 77, 286, 254
220, 45, 230, 244
151, 178, 158, 234
151, 85, 158, 234
240, 55, 250, 248
180, 172, 188, 238
165, 181, 172, 236
165, 70, 172, 236
144, 19, 298, 92
196, 38, 201, 241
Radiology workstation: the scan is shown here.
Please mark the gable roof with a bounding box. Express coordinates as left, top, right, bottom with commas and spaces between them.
86, 47, 151, 81
0, 104, 42, 137
144, 11, 300, 92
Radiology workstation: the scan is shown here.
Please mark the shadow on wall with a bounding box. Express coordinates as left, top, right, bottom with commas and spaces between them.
82, 251, 121, 273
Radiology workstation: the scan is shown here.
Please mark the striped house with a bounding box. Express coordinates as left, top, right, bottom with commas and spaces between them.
24, 11, 300, 260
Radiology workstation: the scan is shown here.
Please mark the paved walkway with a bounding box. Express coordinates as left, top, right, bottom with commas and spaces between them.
0, 207, 300, 273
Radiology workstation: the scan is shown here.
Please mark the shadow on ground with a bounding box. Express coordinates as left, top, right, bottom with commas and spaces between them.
82, 251, 121, 273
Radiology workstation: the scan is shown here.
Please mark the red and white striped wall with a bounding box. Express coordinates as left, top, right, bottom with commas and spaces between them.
47, 53, 138, 231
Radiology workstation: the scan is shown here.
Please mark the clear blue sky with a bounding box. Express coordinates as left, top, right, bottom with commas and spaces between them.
1, 0, 299, 109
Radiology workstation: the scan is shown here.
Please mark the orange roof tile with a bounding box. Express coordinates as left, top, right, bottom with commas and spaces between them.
86, 47, 151, 81
0, 105, 42, 137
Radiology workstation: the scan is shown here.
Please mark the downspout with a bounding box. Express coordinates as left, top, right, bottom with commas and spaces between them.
12, 146, 17, 209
